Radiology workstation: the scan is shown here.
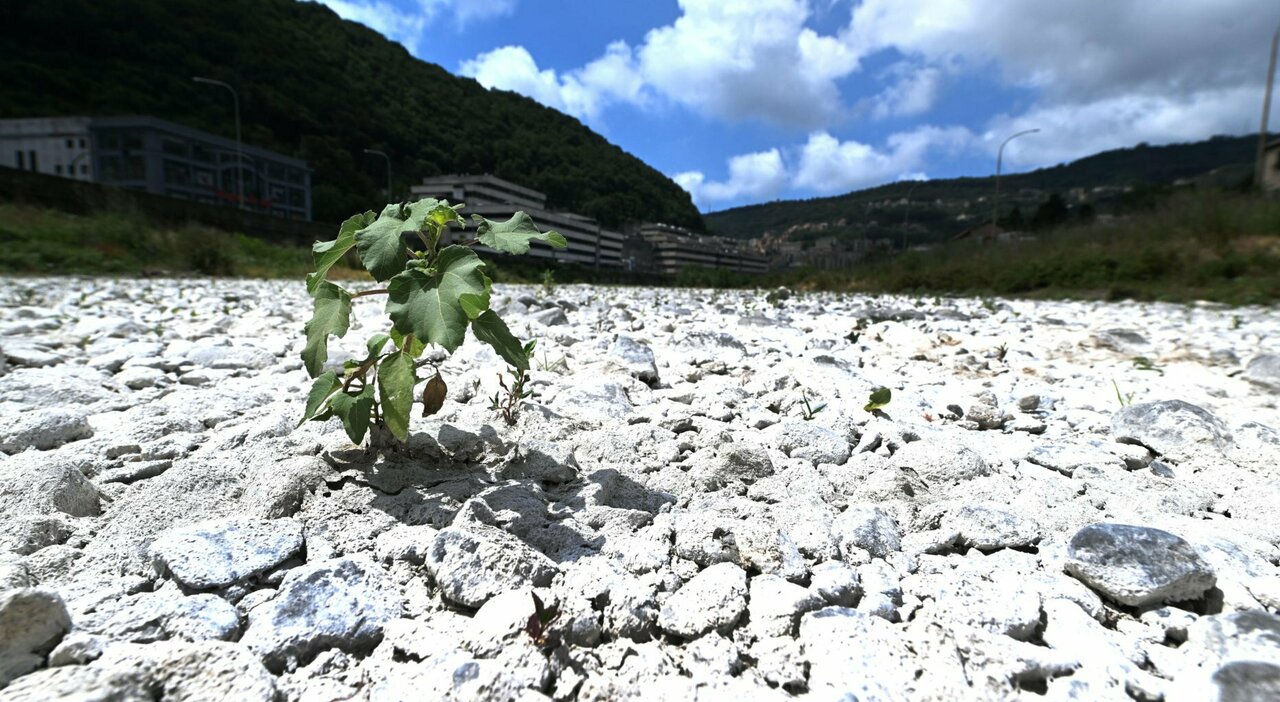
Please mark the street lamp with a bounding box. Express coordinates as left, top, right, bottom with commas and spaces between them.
192, 76, 246, 210
992, 128, 1040, 227
363, 148, 392, 200
1256, 24, 1279, 194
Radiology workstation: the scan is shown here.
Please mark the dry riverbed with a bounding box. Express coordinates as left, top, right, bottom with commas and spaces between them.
1, 277, 1278, 701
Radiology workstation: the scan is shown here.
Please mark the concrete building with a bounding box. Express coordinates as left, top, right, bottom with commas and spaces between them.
635, 223, 768, 275
0, 116, 311, 220
412, 174, 624, 268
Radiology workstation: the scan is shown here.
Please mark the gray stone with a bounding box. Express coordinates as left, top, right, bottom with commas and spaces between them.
530, 306, 569, 326
1065, 523, 1216, 606
746, 574, 824, 637
241, 556, 401, 671
944, 502, 1041, 551
834, 504, 902, 559
0, 588, 71, 685
891, 437, 990, 484
150, 517, 304, 590
163, 594, 242, 642
2, 640, 277, 701
496, 439, 579, 483
1244, 353, 1280, 391
1026, 442, 1127, 476
609, 335, 659, 385
0, 408, 93, 454
657, 562, 748, 638
1112, 400, 1233, 461
185, 342, 276, 370
764, 421, 850, 465
809, 560, 862, 607
800, 607, 916, 700
425, 524, 558, 608
374, 524, 440, 565
553, 379, 635, 420
0, 453, 102, 520
688, 442, 774, 490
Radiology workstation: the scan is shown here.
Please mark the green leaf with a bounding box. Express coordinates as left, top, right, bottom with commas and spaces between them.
389, 328, 425, 357
475, 212, 568, 255
299, 371, 341, 426
366, 333, 391, 359
864, 387, 892, 412
471, 310, 529, 371
307, 211, 375, 294
385, 245, 490, 353
378, 350, 416, 441
330, 384, 375, 444
302, 282, 352, 377
355, 199, 441, 282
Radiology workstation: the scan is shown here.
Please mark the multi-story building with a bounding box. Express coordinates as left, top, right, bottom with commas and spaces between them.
635, 223, 768, 275
0, 116, 311, 220
411, 174, 623, 268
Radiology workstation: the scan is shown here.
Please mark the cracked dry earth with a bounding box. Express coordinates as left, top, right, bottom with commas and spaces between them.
1, 277, 1279, 702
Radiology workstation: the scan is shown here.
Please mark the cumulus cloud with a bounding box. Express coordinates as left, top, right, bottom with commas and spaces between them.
675, 149, 789, 206
677, 126, 971, 205
313, 0, 515, 52
869, 65, 943, 120
459, 42, 645, 123
794, 127, 972, 193
461, 0, 860, 127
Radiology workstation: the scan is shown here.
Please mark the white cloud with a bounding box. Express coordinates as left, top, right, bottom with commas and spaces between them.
313, 0, 516, 52
459, 42, 645, 123
869, 65, 943, 120
636, 0, 861, 127
985, 86, 1265, 169
675, 149, 789, 206
461, 0, 862, 128
794, 126, 971, 193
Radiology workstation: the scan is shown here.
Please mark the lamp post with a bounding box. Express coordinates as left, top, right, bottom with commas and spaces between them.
364, 148, 392, 200
192, 76, 245, 210
1256, 24, 1279, 194
992, 128, 1039, 227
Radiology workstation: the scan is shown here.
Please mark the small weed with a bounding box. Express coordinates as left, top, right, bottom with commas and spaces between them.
1131, 356, 1164, 375
864, 387, 892, 412
1113, 380, 1136, 407
800, 390, 827, 420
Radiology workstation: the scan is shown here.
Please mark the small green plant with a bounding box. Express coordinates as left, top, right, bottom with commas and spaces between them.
1131, 356, 1164, 375
995, 343, 1009, 361
1230, 315, 1243, 330
489, 348, 535, 425
1112, 380, 1136, 407
299, 199, 566, 443
864, 387, 892, 412
536, 350, 568, 373
800, 390, 826, 420
540, 268, 556, 297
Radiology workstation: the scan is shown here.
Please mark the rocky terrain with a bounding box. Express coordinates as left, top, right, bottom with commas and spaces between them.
0, 276, 1278, 701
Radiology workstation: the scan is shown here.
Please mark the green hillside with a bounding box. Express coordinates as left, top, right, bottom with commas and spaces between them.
705, 135, 1265, 243
0, 0, 703, 229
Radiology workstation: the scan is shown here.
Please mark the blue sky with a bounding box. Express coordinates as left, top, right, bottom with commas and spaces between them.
314, 0, 1278, 212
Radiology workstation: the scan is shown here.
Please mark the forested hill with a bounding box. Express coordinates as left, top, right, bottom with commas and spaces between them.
705, 135, 1262, 241
0, 0, 703, 229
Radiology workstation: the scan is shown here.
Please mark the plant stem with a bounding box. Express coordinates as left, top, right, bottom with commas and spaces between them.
352, 288, 389, 299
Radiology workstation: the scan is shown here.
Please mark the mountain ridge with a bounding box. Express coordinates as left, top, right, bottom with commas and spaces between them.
0, 0, 703, 229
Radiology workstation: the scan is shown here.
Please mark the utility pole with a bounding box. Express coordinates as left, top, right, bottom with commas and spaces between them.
993, 128, 1039, 228
1256, 24, 1279, 194
363, 148, 392, 200
193, 76, 246, 210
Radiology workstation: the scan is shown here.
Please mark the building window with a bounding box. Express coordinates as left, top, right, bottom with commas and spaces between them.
79, 138, 86, 148
15, 151, 22, 170
163, 160, 191, 185
192, 145, 215, 163
65, 139, 73, 148
162, 138, 187, 157
124, 134, 144, 151
80, 164, 89, 175
55, 165, 62, 175
98, 132, 120, 150
28, 151, 37, 172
